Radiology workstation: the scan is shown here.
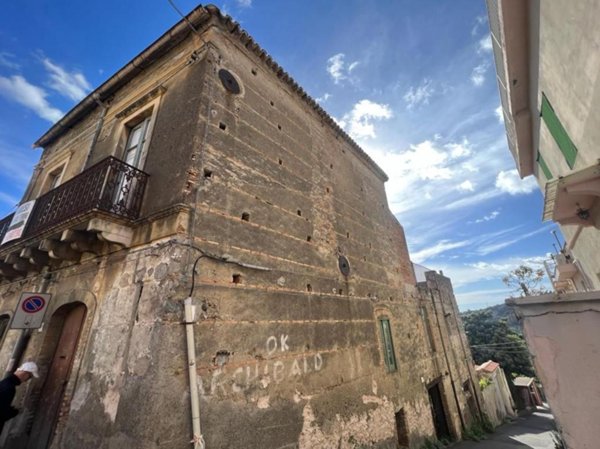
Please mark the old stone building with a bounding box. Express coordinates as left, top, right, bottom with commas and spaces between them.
0, 5, 480, 449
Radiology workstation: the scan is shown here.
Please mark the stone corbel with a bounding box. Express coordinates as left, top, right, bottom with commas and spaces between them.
87, 218, 133, 247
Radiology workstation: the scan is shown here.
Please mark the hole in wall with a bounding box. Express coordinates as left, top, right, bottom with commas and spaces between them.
251, 68, 257, 75
278, 158, 283, 165
346, 232, 350, 238
338, 289, 343, 295
218, 69, 241, 94
232, 274, 242, 284
219, 122, 227, 131
326, 187, 330, 193
306, 236, 312, 242
330, 163, 333, 169
306, 284, 312, 292
204, 169, 213, 178
270, 101, 274, 106
241, 212, 250, 221
277, 124, 282, 131
297, 210, 302, 216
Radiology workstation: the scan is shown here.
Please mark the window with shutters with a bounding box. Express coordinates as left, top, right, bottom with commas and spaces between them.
541, 93, 577, 169
536, 151, 553, 180
379, 318, 397, 372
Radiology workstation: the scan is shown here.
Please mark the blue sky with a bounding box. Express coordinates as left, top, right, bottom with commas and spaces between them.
0, 0, 557, 309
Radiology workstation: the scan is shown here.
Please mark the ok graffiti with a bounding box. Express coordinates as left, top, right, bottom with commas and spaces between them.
201, 334, 324, 395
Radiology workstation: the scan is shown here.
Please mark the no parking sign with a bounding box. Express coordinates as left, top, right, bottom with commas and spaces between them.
11, 292, 52, 329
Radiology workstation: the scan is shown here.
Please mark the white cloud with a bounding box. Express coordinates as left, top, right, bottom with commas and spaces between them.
495, 170, 538, 195
495, 105, 504, 123
0, 191, 19, 207
348, 61, 359, 72
475, 210, 500, 223
326, 53, 359, 85
411, 239, 471, 263
455, 287, 513, 309
478, 35, 493, 53
339, 99, 392, 139
457, 180, 474, 192
236, 0, 252, 6
316, 93, 331, 103
0, 52, 20, 70
446, 140, 471, 158
470, 61, 489, 86
42, 58, 91, 101
427, 254, 549, 290
0, 140, 35, 185
403, 78, 433, 110
0, 75, 63, 122
471, 15, 487, 36
475, 224, 554, 256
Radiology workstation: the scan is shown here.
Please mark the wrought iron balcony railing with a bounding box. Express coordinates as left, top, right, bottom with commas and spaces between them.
0, 156, 148, 246
0, 213, 14, 245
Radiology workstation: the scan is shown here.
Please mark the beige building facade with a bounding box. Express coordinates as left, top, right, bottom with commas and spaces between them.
490, 2, 600, 447
0, 6, 481, 449
507, 292, 600, 449
488, 0, 600, 292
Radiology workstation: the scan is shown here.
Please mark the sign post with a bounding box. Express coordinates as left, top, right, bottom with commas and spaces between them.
11, 292, 52, 329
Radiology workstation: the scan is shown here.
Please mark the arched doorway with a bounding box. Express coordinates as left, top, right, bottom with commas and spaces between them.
27, 302, 86, 449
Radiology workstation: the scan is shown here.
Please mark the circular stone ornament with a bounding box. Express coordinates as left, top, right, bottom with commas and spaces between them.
338, 255, 351, 277
218, 69, 241, 94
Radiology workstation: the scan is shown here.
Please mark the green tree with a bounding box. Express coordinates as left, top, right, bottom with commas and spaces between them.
502, 264, 551, 298
462, 310, 535, 378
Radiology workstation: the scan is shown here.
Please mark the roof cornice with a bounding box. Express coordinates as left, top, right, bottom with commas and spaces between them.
34, 4, 388, 182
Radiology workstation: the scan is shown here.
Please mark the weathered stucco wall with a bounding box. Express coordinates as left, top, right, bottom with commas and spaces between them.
509, 292, 600, 449
0, 7, 479, 449
533, 0, 600, 289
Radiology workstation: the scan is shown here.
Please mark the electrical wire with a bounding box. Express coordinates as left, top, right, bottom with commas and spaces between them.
167, 0, 200, 34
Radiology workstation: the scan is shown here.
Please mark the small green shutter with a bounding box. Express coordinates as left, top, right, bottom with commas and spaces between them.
541, 93, 577, 169
536, 152, 553, 180
379, 318, 397, 372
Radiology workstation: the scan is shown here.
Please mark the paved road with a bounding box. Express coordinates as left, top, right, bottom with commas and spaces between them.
453, 406, 557, 449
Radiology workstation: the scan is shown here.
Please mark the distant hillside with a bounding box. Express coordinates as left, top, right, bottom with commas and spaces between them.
461, 303, 521, 333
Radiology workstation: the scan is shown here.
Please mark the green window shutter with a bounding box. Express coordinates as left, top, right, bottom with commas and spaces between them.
541, 93, 577, 169
536, 152, 553, 180
379, 318, 397, 372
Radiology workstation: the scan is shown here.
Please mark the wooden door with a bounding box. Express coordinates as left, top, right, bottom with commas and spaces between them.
27, 303, 86, 449
428, 382, 451, 441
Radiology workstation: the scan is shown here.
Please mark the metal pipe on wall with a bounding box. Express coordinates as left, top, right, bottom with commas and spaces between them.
184, 297, 204, 449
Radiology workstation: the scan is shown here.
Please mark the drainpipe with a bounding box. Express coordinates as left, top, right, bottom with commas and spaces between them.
429, 287, 465, 432
443, 298, 485, 422
184, 297, 204, 449
5, 273, 52, 375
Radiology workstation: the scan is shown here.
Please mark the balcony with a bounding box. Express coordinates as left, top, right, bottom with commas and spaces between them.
0, 156, 148, 281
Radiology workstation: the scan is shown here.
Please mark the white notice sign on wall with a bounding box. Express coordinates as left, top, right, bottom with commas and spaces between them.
1, 200, 36, 245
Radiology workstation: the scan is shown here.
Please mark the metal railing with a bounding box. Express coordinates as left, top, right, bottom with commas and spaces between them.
0, 213, 14, 244
0, 157, 148, 243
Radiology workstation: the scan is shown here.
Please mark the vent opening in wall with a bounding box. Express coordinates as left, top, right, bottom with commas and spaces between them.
219, 122, 227, 131
204, 169, 213, 178
218, 69, 241, 94
241, 212, 250, 221
232, 274, 242, 284
338, 255, 350, 277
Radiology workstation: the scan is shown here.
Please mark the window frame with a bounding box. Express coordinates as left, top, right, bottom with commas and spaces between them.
540, 93, 578, 169
379, 316, 398, 373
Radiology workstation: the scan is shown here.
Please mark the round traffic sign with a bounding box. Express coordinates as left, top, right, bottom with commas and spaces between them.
21, 296, 46, 313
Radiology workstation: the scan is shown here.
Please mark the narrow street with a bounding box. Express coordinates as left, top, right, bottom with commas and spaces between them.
454, 406, 558, 449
